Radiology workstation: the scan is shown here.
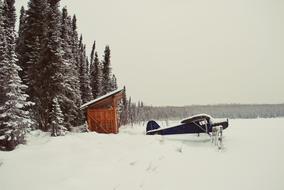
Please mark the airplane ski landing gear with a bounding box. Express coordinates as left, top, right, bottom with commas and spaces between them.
212, 126, 223, 149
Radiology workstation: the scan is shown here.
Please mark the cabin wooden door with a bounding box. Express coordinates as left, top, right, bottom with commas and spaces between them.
87, 108, 118, 133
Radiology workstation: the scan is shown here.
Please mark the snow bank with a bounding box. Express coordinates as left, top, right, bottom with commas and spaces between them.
0, 118, 284, 190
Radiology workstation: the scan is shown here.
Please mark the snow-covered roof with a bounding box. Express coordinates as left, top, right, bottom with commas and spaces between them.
80, 88, 124, 110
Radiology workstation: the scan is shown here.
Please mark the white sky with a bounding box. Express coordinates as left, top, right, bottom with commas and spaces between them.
16, 0, 284, 106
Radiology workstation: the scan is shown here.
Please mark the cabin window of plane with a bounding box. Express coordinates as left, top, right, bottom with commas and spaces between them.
199, 120, 207, 125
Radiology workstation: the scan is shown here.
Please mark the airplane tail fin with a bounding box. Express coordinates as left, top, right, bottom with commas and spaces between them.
146, 120, 160, 133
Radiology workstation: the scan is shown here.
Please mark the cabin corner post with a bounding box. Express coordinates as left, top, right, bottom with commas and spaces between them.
86, 109, 91, 131
112, 97, 118, 134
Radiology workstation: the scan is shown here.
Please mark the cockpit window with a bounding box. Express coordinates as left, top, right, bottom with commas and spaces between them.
199, 120, 208, 125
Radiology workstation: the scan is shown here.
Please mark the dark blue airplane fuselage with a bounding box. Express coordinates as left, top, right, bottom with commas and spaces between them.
146, 120, 228, 135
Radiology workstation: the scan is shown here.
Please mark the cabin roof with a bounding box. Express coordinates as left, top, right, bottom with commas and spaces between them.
80, 88, 124, 110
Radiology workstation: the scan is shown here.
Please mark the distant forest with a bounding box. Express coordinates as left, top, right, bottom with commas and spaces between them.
127, 103, 284, 124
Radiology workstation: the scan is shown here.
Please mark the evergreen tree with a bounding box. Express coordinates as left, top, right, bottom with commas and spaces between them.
0, 0, 5, 103
2, 0, 15, 48
60, 6, 82, 129
19, 0, 49, 84
110, 74, 118, 91
90, 40, 95, 67
38, 0, 66, 131
16, 1, 86, 131
69, 14, 86, 125
78, 36, 93, 104
119, 86, 128, 125
101, 45, 112, 95
86, 57, 90, 75
49, 97, 66, 136
0, 0, 33, 150
18, 6, 26, 37
17, 0, 50, 129
71, 15, 80, 69
90, 41, 102, 99
16, 6, 27, 80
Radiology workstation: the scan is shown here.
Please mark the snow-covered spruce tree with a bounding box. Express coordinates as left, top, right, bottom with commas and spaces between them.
16, 0, 50, 129
69, 14, 86, 126
90, 41, 102, 99
59, 7, 82, 129
78, 35, 93, 104
71, 15, 80, 68
49, 97, 66, 136
119, 86, 128, 125
2, 0, 15, 49
110, 74, 118, 91
86, 57, 90, 75
17, 6, 26, 42
101, 45, 112, 95
16, 6, 26, 80
17, 0, 49, 86
37, 0, 68, 132
90, 40, 96, 68
0, 0, 5, 104
0, 0, 33, 151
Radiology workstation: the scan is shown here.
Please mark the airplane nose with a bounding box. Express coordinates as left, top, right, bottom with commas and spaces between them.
222, 119, 229, 129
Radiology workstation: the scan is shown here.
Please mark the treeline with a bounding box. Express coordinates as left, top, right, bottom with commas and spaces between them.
0, 0, 121, 150
127, 103, 284, 124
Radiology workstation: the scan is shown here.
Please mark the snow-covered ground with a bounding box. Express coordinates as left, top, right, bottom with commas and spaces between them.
0, 118, 284, 190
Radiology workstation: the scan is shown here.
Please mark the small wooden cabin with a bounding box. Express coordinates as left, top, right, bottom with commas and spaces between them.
80, 89, 124, 134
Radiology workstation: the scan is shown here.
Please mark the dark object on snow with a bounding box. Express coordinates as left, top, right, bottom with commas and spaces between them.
146, 114, 228, 135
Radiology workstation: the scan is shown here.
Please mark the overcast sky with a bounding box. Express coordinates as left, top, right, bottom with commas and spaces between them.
15, 0, 284, 106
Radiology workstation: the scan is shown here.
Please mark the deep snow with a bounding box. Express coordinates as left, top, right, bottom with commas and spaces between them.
0, 118, 284, 190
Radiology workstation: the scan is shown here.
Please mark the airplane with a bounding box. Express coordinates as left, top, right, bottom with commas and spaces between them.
146, 114, 229, 136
